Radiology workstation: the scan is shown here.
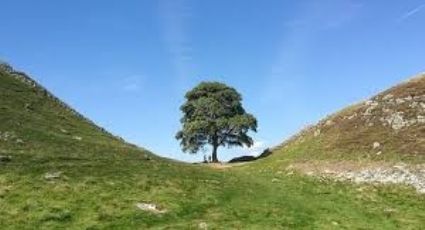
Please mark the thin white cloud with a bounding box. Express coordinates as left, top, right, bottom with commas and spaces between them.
122, 76, 143, 92
123, 83, 140, 92
261, 0, 362, 105
158, 0, 195, 88
283, 1, 362, 30
398, 3, 425, 22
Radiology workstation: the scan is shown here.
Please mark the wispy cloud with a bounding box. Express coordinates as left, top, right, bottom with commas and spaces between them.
122, 76, 143, 92
398, 3, 425, 22
284, 1, 363, 30
158, 0, 195, 89
261, 0, 362, 104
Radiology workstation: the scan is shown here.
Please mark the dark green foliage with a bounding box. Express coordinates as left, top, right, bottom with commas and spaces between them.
176, 82, 257, 162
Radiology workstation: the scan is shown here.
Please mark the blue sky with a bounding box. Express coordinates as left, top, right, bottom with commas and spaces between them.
1, 0, 425, 162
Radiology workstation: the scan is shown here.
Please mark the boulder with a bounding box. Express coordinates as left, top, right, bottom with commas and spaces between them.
44, 172, 62, 180
136, 202, 167, 214
373, 142, 381, 149
198, 222, 208, 230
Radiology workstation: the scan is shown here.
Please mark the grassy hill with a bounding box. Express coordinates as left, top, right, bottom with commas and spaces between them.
272, 73, 425, 163
0, 64, 424, 229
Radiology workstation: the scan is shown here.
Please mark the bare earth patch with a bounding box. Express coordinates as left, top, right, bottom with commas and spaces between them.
206, 162, 248, 169
287, 161, 425, 193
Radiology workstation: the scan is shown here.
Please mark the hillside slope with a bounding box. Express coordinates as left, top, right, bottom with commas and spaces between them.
1, 65, 424, 229
273, 73, 425, 163
0, 63, 143, 154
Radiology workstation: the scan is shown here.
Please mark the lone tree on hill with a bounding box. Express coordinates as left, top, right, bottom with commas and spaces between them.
176, 82, 257, 163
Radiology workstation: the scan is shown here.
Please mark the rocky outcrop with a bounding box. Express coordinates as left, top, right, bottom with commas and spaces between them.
317, 93, 425, 132
333, 164, 425, 193
288, 162, 425, 194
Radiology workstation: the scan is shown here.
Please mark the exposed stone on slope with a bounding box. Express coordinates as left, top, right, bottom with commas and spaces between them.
198, 222, 208, 230
373, 142, 381, 149
288, 162, 425, 193
333, 164, 425, 194
44, 172, 62, 180
355, 93, 425, 130
0, 131, 16, 141
136, 202, 167, 214
72, 136, 83, 141
311, 74, 425, 133
274, 74, 425, 157
0, 131, 24, 145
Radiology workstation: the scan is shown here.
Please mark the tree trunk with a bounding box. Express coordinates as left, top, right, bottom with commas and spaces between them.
211, 144, 219, 163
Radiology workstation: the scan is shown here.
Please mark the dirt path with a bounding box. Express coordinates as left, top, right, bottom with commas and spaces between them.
205, 162, 249, 169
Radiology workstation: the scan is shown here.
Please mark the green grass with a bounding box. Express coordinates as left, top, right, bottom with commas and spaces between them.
1, 65, 424, 229
1, 148, 424, 229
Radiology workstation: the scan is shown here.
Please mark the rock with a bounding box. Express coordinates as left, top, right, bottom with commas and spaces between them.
60, 129, 69, 134
395, 98, 405, 104
376, 151, 382, 156
386, 112, 406, 130
324, 169, 335, 174
314, 129, 321, 137
0, 155, 12, 162
384, 208, 397, 214
198, 222, 208, 230
382, 108, 392, 113
364, 101, 379, 116
325, 120, 334, 126
15, 139, 24, 144
44, 172, 62, 180
347, 113, 357, 120
382, 94, 394, 100
365, 100, 374, 106
24, 103, 34, 111
271, 178, 279, 183
0, 131, 17, 141
136, 202, 167, 214
328, 164, 425, 194
373, 142, 381, 149
72, 136, 82, 141
417, 115, 425, 123
409, 102, 418, 108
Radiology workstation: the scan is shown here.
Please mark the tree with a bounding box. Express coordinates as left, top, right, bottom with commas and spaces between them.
176, 82, 257, 163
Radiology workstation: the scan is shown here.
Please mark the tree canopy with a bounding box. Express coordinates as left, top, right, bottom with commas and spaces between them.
176, 82, 257, 162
